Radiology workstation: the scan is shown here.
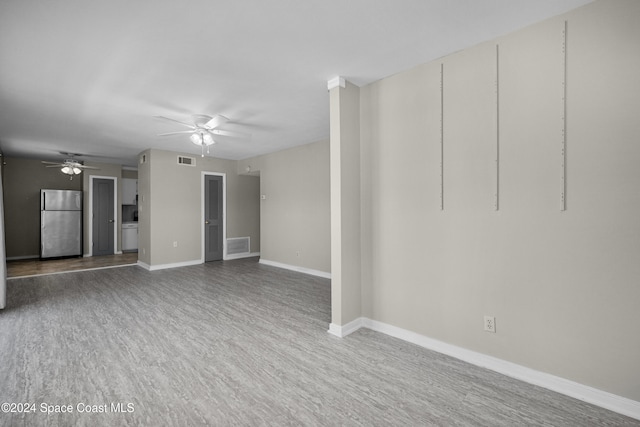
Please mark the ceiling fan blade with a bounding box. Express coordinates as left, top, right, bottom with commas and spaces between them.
59, 151, 86, 157
45, 164, 64, 168
192, 114, 213, 126
205, 115, 229, 129
153, 116, 196, 129
76, 165, 100, 170
42, 161, 63, 165
158, 131, 196, 136
211, 129, 249, 139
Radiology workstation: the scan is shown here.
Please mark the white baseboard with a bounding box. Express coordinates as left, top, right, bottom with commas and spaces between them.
138, 253, 259, 272
328, 318, 363, 338
225, 251, 260, 261
138, 259, 202, 271
259, 259, 331, 279
331, 317, 640, 421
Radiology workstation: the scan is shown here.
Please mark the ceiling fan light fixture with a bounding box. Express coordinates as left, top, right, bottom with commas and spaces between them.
43, 157, 99, 180
190, 133, 203, 145
203, 132, 214, 146
61, 162, 83, 176
156, 114, 246, 158
190, 132, 215, 147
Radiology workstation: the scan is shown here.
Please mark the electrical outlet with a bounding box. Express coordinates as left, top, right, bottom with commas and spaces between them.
296, 251, 300, 257
173, 241, 178, 248
484, 316, 496, 333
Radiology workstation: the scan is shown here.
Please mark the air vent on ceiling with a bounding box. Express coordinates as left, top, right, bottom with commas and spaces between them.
227, 237, 250, 256
177, 156, 196, 166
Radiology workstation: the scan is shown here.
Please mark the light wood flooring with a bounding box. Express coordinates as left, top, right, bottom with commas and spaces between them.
1, 258, 638, 426
6, 252, 139, 278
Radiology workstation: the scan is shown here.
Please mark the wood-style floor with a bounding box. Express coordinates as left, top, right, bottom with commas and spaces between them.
6, 252, 139, 278
1, 258, 637, 426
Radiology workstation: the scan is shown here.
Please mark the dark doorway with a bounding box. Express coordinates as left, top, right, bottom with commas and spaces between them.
204, 174, 223, 262
92, 178, 115, 256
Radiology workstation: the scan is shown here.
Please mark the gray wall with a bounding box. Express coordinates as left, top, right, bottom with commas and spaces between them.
3, 157, 82, 258
139, 149, 260, 268
138, 151, 151, 265
359, 0, 640, 401
239, 139, 330, 274
121, 169, 138, 180
235, 174, 261, 253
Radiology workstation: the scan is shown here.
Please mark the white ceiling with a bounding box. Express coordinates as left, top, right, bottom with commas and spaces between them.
0, 0, 592, 167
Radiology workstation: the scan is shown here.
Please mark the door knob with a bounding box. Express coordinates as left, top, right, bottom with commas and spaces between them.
108, 219, 114, 223
205, 220, 210, 225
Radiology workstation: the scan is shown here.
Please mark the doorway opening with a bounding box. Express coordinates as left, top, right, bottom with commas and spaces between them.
202, 172, 226, 262
89, 176, 118, 256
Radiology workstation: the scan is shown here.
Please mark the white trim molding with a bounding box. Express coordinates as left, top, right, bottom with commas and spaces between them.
225, 251, 260, 261
137, 261, 151, 270
259, 258, 331, 279
329, 317, 640, 421
327, 76, 346, 91
328, 318, 363, 338
137, 259, 201, 272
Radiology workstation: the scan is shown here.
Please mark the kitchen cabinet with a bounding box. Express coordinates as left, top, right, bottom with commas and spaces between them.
122, 223, 138, 251
122, 179, 137, 205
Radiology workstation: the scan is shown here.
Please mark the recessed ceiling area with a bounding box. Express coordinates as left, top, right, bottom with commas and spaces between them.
0, 0, 593, 166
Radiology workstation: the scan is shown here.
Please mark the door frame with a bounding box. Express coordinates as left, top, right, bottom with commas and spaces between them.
201, 172, 227, 262
88, 175, 119, 257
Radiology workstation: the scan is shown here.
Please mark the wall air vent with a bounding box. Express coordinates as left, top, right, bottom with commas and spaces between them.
227, 237, 250, 256
177, 156, 196, 166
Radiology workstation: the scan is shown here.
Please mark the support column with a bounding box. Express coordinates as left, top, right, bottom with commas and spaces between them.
328, 77, 361, 337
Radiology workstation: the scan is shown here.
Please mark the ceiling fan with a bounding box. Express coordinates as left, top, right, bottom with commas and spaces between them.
42, 155, 100, 180
154, 114, 249, 157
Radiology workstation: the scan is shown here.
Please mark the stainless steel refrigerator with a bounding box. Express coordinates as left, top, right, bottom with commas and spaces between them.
40, 189, 83, 258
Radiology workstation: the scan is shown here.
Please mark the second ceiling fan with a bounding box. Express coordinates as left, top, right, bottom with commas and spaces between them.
155, 114, 249, 157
